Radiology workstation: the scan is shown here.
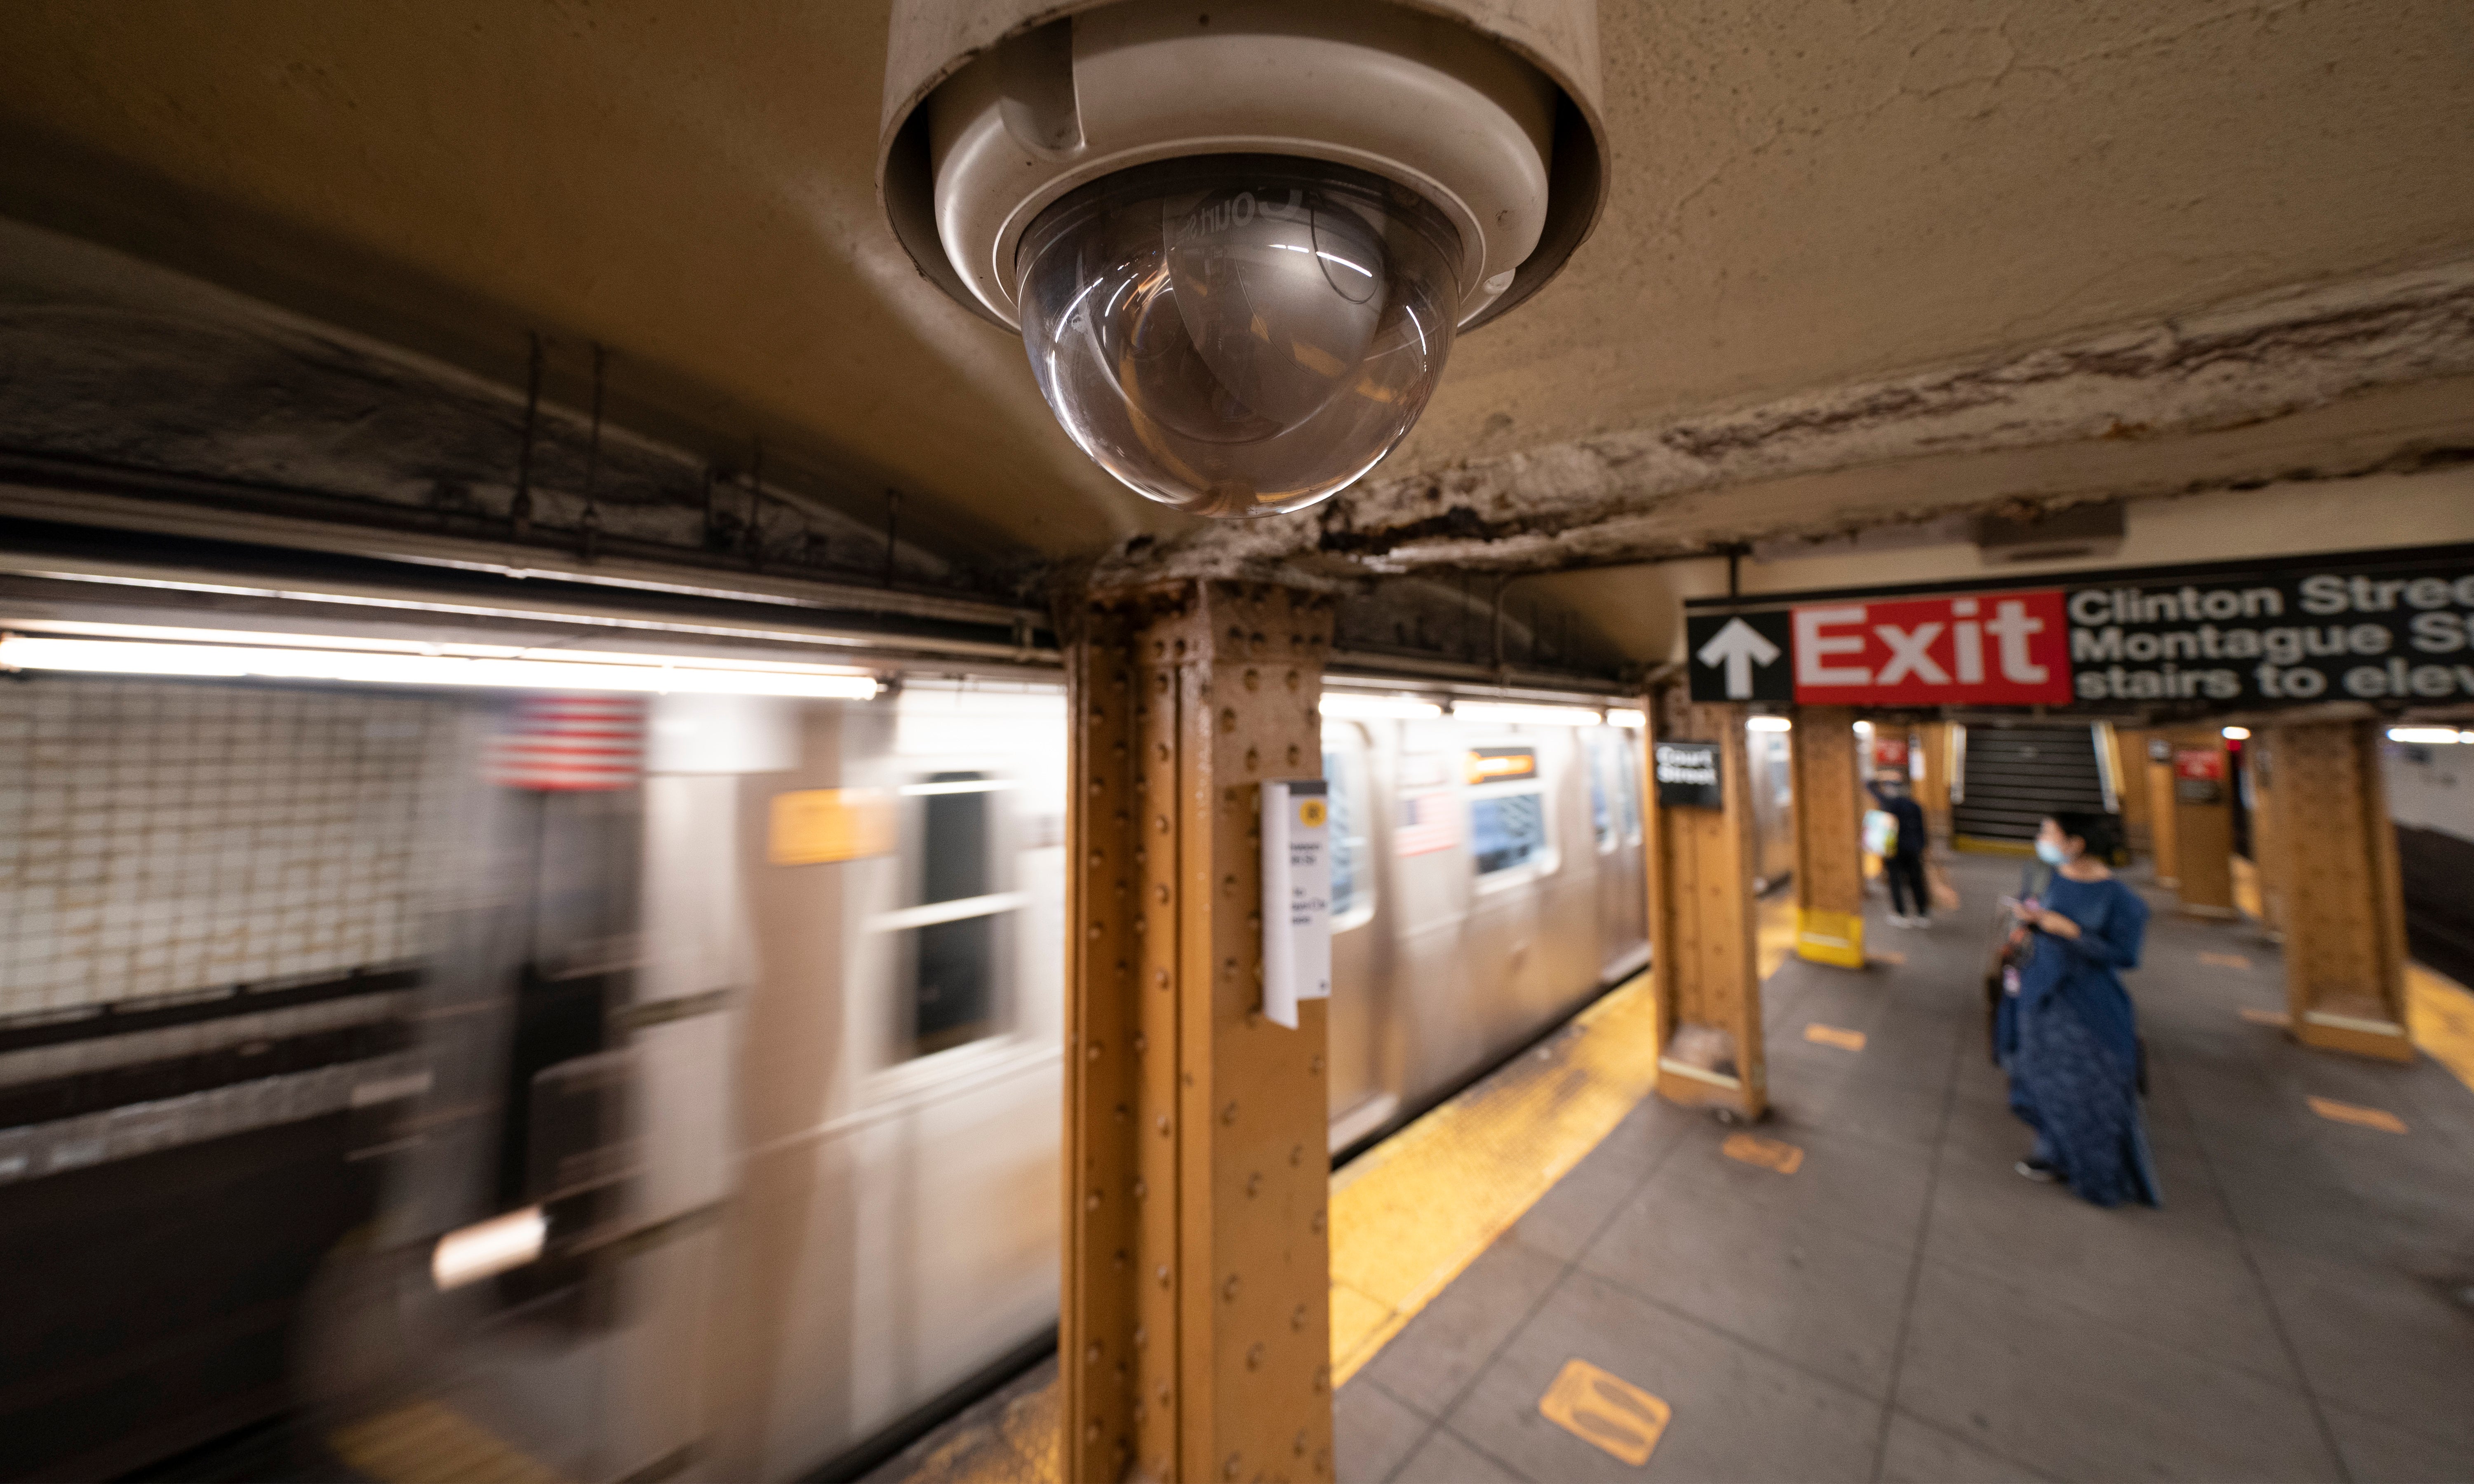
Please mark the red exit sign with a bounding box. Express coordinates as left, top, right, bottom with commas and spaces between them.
1790, 590, 2074, 705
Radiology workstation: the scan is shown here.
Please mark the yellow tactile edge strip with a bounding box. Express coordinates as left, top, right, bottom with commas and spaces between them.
2408, 963, 2474, 1097
1327, 969, 1663, 1387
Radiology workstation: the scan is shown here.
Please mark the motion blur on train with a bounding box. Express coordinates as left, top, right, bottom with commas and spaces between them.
0, 668, 1707, 1482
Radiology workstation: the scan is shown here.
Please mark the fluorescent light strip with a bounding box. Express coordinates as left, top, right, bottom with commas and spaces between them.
2221, 726, 2251, 740
1605, 707, 1647, 730
1319, 693, 1444, 721
0, 634, 880, 699
1746, 716, 1794, 732
432, 1207, 546, 1290
2388, 726, 2471, 744
1452, 701, 1604, 728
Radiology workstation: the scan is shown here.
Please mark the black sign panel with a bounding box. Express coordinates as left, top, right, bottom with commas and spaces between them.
1680, 544, 2474, 713
1684, 611, 1794, 703
1652, 740, 1724, 808
2062, 562, 2474, 707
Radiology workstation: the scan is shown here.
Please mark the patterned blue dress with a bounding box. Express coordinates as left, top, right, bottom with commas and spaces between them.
2006, 873, 2161, 1208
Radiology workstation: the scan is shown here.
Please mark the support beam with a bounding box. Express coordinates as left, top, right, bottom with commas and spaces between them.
1917, 721, 1954, 847
2257, 721, 2415, 1063
2161, 727, 2238, 919
1790, 707, 1867, 969
2244, 734, 2288, 939
2145, 737, 2182, 887
2109, 727, 2154, 857
1061, 581, 1337, 1484
1642, 690, 1765, 1119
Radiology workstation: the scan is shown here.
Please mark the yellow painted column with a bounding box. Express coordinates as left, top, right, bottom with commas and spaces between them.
1916, 721, 1954, 847
1790, 706, 1867, 968
2145, 736, 2182, 888
1641, 690, 1765, 1119
2111, 727, 2155, 858
2258, 719, 2415, 1063
2161, 726, 2237, 918
1061, 582, 1337, 1484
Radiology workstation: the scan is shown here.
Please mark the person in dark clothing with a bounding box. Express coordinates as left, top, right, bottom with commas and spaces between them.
1999, 810, 2160, 1208
1869, 771, 1931, 926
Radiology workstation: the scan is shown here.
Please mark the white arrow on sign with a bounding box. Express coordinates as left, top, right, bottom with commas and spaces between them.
1696, 617, 1781, 699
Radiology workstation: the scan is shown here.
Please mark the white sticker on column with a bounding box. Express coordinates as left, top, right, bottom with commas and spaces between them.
1261, 779, 1333, 1030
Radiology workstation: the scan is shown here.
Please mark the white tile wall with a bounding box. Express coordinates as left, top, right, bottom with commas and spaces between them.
0, 679, 461, 1019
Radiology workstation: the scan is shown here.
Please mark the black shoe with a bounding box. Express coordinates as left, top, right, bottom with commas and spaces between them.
2015, 1158, 2059, 1183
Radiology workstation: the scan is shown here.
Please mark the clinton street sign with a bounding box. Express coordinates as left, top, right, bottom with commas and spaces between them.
1684, 543, 2474, 712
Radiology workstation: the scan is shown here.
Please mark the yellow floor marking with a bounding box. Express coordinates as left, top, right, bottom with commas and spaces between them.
1757, 892, 1799, 981
1805, 1024, 1867, 1052
2306, 1096, 2409, 1134
2239, 1006, 2290, 1027
330, 1400, 569, 1484
2232, 855, 2265, 922
1538, 1358, 1672, 1467
2199, 951, 2253, 970
1869, 949, 1908, 966
2408, 963, 2474, 1097
1721, 1132, 1804, 1174
1328, 970, 1663, 1387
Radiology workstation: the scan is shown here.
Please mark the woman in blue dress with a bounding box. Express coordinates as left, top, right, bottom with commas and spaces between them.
1999, 810, 2161, 1208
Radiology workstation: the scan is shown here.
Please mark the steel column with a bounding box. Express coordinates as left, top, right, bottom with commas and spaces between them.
1061, 581, 1336, 1484
1642, 688, 1766, 1119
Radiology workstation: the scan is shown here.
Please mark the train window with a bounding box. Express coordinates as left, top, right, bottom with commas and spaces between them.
1617, 734, 1644, 845
1322, 741, 1373, 923
1465, 744, 1553, 878
1470, 791, 1550, 875
902, 770, 1001, 1058
1588, 733, 1617, 850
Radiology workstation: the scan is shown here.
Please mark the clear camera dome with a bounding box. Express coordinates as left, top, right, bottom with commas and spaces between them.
1016, 155, 1462, 519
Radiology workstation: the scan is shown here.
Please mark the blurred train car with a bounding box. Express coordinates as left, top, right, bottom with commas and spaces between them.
352, 683, 1660, 1483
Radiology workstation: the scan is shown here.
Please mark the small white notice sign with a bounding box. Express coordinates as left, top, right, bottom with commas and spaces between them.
1261, 779, 1333, 1030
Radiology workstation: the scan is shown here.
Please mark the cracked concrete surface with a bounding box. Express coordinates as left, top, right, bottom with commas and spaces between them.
1096, 259, 2474, 582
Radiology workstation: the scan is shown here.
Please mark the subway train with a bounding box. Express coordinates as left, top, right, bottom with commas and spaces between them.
365, 681, 1672, 1482
1, 669, 1705, 1482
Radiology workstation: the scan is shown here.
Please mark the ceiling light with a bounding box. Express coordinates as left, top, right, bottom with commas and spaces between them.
0, 634, 881, 699
1746, 716, 1794, 733
2387, 726, 2468, 745
1452, 702, 1604, 727
1605, 708, 1647, 730
2221, 726, 2251, 740
1319, 692, 1445, 721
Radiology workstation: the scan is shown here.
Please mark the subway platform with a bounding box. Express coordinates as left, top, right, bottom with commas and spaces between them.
872, 851, 2474, 1484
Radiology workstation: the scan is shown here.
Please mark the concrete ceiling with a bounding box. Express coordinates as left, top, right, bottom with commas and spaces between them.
2, 0, 2470, 659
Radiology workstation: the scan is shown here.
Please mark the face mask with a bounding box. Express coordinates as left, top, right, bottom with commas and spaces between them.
2035, 840, 2067, 865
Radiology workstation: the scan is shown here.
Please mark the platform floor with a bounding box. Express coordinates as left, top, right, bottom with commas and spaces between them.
1336, 853, 2474, 1484
867, 852, 2474, 1484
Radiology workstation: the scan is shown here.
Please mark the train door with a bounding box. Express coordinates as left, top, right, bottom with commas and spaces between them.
1322, 725, 1387, 1144
1588, 727, 1650, 981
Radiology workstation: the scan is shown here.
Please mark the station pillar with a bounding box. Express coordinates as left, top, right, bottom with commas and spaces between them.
2110, 727, 2155, 858
2144, 736, 2182, 887
1790, 707, 1867, 967
2253, 720, 2415, 1062
1059, 580, 1337, 1484
2159, 727, 2238, 918
1642, 689, 1766, 1119
1916, 721, 1954, 845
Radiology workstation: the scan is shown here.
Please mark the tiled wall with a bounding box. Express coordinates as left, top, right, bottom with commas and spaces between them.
0, 679, 463, 1019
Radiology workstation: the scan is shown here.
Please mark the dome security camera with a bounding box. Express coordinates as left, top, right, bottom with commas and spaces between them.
879, 0, 1607, 519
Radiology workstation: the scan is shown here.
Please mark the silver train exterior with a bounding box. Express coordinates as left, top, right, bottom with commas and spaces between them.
364, 682, 1663, 1481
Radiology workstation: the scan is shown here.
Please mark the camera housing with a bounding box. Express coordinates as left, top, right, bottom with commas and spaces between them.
879, 0, 1606, 518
